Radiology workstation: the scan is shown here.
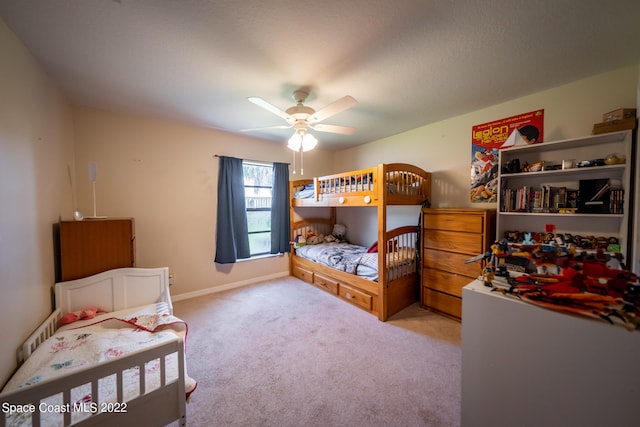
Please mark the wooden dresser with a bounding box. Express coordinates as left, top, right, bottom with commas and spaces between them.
59, 218, 136, 281
420, 208, 495, 320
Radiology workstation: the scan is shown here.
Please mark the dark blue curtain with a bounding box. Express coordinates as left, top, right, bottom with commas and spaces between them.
270, 162, 290, 254
215, 156, 250, 264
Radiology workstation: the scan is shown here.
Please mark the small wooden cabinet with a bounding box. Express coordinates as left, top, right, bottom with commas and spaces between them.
59, 218, 135, 281
421, 208, 495, 320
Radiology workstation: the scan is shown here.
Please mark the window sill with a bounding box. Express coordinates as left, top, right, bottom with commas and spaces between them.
238, 253, 286, 262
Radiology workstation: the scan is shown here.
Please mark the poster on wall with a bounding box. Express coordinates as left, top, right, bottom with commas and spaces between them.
470, 109, 544, 202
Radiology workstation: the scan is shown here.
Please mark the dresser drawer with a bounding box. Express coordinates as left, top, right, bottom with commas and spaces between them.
423, 249, 480, 278
313, 273, 339, 295
423, 288, 461, 319
339, 284, 373, 311
293, 266, 313, 283
422, 268, 475, 297
423, 213, 484, 233
423, 230, 484, 254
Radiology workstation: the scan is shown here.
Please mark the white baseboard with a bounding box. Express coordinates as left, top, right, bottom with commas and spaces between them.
171, 271, 290, 302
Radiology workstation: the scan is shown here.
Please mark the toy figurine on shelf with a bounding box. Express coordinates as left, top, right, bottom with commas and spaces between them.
482, 265, 496, 287
491, 238, 510, 279
465, 238, 511, 287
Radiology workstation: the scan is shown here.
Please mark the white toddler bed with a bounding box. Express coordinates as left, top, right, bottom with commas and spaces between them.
0, 267, 194, 427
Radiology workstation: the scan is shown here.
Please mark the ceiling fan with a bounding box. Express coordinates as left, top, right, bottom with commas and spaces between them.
244, 88, 357, 175
244, 88, 358, 141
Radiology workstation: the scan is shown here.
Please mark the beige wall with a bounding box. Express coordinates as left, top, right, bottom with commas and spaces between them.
0, 20, 75, 384
334, 66, 639, 245
72, 107, 334, 298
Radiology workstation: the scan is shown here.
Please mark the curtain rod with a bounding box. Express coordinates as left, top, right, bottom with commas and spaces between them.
213, 154, 290, 165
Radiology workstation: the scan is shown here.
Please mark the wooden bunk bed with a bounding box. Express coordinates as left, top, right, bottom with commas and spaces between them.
289, 163, 431, 321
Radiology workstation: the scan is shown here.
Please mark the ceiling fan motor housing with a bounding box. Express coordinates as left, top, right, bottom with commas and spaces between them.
292, 89, 310, 103
286, 104, 315, 121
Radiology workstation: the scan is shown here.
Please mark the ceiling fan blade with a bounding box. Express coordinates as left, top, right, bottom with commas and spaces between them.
248, 97, 293, 123
309, 95, 358, 123
240, 124, 293, 132
310, 123, 357, 135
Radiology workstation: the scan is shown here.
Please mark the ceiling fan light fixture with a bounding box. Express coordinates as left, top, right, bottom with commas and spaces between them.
287, 132, 302, 151
288, 129, 317, 152
301, 133, 317, 151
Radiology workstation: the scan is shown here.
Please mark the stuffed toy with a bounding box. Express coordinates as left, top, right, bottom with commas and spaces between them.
59, 307, 103, 325
324, 234, 337, 243
294, 234, 306, 247
306, 234, 324, 245
332, 224, 347, 240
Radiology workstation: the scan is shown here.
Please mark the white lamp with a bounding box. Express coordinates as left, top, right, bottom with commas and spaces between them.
301, 133, 317, 151
288, 132, 302, 151
288, 129, 317, 175
87, 162, 107, 219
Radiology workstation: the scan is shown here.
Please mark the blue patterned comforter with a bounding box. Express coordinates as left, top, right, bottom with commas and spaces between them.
295, 242, 378, 280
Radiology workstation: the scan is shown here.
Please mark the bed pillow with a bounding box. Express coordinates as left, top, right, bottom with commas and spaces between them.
367, 241, 378, 253
59, 307, 103, 325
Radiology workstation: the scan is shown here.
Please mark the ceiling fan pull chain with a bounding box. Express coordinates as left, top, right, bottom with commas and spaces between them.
292, 149, 296, 174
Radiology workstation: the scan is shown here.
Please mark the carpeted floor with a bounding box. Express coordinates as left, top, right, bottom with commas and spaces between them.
173, 276, 461, 427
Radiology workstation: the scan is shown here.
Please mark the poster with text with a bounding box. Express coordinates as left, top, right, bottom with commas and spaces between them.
470, 109, 544, 202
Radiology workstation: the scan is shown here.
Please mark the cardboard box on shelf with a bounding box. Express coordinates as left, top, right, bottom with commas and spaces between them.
592, 117, 637, 135
602, 108, 636, 122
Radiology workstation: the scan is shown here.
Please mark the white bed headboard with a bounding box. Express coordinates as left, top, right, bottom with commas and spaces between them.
54, 267, 172, 315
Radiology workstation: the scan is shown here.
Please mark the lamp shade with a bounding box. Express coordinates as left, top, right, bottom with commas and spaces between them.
301, 133, 317, 151
288, 130, 317, 152
288, 133, 302, 151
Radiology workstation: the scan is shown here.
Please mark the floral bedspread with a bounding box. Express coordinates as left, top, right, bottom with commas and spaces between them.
1, 304, 196, 427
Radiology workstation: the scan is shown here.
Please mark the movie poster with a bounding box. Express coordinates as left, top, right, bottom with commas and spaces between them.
470, 109, 544, 202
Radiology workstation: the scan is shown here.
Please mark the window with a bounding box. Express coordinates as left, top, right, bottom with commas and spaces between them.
243, 161, 273, 257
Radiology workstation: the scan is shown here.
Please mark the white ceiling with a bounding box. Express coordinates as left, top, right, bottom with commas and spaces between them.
1, 0, 640, 150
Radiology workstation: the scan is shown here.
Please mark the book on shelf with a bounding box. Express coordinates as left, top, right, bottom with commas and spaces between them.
609, 189, 624, 214
536, 185, 567, 212
503, 184, 577, 213
502, 186, 532, 212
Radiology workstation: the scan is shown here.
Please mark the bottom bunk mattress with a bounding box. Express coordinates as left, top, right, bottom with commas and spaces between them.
294, 242, 416, 281
1, 303, 196, 427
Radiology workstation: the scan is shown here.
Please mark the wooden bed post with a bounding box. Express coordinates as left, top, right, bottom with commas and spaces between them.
377, 164, 387, 321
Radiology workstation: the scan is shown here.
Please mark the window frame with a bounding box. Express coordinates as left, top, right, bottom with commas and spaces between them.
242, 160, 274, 257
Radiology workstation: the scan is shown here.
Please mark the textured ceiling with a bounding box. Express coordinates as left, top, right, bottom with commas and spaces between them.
1, 0, 640, 150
